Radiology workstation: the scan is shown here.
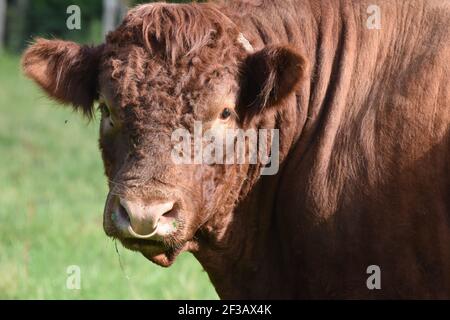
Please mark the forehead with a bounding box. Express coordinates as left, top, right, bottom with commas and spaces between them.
96, 3, 247, 113
98, 47, 238, 116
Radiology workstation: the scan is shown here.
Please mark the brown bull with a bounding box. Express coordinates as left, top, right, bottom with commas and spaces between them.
22, 0, 450, 299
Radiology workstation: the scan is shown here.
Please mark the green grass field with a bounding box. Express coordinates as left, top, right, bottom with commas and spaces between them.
0, 54, 218, 299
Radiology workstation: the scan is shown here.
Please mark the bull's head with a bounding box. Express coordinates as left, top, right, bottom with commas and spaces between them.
22, 3, 305, 267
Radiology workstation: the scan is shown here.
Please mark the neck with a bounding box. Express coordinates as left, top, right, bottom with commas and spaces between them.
193, 0, 354, 298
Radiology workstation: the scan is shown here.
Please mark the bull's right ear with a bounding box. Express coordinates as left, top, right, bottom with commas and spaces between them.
21, 38, 104, 118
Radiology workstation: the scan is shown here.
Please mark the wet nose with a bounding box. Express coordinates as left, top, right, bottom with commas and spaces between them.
115, 198, 176, 238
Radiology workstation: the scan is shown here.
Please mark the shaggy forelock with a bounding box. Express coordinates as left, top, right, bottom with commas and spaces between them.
105, 2, 244, 63
100, 2, 247, 128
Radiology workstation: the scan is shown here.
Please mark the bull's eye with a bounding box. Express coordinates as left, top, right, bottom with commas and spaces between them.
99, 103, 114, 127
99, 103, 110, 117
220, 108, 232, 120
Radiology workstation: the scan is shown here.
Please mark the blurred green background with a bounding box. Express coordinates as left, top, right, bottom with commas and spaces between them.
0, 0, 217, 299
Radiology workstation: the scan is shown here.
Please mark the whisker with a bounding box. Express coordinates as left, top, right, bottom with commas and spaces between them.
108, 179, 129, 189
114, 239, 131, 280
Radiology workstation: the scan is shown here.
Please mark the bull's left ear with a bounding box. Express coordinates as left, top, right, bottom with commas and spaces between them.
238, 45, 307, 115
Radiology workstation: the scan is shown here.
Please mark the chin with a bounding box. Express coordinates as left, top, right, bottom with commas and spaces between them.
120, 238, 189, 268
142, 249, 180, 267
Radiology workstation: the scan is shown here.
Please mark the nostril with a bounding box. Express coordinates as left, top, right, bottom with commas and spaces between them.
110, 201, 130, 226
160, 202, 179, 219
117, 203, 130, 222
